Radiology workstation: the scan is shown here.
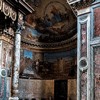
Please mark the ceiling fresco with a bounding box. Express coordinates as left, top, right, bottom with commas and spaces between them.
23, 0, 77, 43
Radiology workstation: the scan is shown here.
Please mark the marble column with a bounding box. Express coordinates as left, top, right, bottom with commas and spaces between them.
9, 30, 21, 100
0, 41, 3, 68
9, 23, 24, 100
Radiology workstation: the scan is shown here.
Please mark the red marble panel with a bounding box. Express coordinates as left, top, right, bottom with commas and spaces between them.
81, 71, 87, 100
81, 23, 87, 57
94, 47, 100, 99
94, 7, 100, 37
2, 48, 6, 68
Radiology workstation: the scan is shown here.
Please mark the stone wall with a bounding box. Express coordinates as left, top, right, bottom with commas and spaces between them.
67, 79, 77, 100
7, 78, 54, 100
7, 78, 77, 100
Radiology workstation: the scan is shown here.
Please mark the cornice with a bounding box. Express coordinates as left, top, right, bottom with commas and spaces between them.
67, 0, 96, 16
21, 34, 77, 52
0, 30, 76, 52
4, 0, 34, 15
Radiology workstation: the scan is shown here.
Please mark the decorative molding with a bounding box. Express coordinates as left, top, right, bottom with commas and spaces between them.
79, 57, 88, 72
67, 0, 80, 5
2, 2, 17, 21
77, 13, 91, 100
67, 0, 95, 16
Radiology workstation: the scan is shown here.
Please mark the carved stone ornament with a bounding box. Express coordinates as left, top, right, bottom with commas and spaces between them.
3, 2, 9, 16
9, 7, 17, 21
0, 69, 7, 77
1, 1, 17, 21
79, 57, 88, 72
18, 13, 24, 25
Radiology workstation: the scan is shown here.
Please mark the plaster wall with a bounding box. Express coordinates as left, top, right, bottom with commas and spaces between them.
67, 79, 77, 100
7, 78, 54, 100
7, 78, 77, 99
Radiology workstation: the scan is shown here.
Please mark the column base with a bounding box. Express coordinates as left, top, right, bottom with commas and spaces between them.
9, 97, 19, 100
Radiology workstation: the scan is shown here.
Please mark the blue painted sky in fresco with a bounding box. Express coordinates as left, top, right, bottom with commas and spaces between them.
24, 50, 33, 59
44, 48, 77, 60
28, 28, 41, 36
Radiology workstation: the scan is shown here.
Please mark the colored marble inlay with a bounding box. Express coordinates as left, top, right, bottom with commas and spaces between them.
2, 48, 6, 68
94, 7, 100, 37
81, 23, 87, 57
81, 71, 87, 100
94, 46, 100, 99
0, 77, 6, 100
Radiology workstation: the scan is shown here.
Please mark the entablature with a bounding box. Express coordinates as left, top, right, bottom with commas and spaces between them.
67, 0, 96, 16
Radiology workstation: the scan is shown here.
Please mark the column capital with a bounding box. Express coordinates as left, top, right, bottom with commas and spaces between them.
16, 23, 25, 34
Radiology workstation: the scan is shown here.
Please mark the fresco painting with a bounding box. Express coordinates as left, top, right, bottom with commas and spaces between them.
24, 1, 76, 43
36, 1, 76, 36
24, 50, 33, 59
19, 48, 76, 79
20, 50, 35, 77
22, 27, 41, 42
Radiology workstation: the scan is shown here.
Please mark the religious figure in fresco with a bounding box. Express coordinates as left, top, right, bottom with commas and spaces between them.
50, 5, 61, 24
23, 1, 76, 43
44, 14, 52, 27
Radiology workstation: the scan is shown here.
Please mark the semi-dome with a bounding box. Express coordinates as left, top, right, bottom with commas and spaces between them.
22, 0, 77, 51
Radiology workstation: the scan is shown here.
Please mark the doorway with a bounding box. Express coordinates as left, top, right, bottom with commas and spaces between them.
54, 80, 67, 100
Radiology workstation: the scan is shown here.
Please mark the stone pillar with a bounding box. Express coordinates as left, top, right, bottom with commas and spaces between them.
9, 14, 24, 100
77, 7, 91, 100
0, 41, 3, 68
10, 30, 21, 100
